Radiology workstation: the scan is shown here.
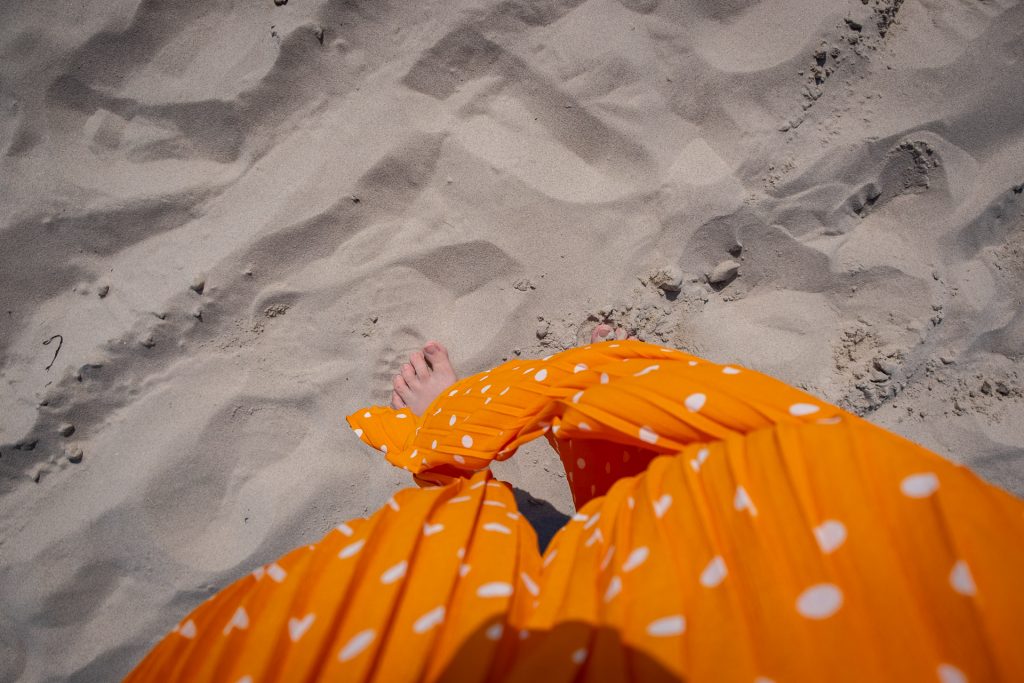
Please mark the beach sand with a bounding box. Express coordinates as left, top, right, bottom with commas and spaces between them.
1, 0, 1022, 679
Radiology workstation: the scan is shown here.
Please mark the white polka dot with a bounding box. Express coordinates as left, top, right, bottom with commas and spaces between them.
483, 522, 512, 535
409, 449, 418, 460
796, 583, 843, 619
722, 366, 741, 374
413, 606, 445, 634
734, 485, 758, 515
396, 413, 408, 419
339, 629, 375, 662
339, 539, 364, 559
520, 572, 539, 596
950, 560, 976, 596
700, 555, 727, 587
485, 397, 492, 404
576, 457, 586, 470
363, 411, 372, 418
481, 385, 491, 394
937, 663, 968, 683
788, 402, 820, 416
477, 582, 514, 598
572, 513, 588, 522
423, 523, 444, 536
287, 613, 315, 642
461, 434, 473, 448
653, 494, 672, 518
485, 622, 504, 640
604, 575, 622, 602
600, 372, 609, 384
813, 520, 847, 554
431, 440, 438, 449
222, 606, 249, 635
572, 391, 584, 404
448, 389, 458, 396
500, 386, 510, 395
459, 563, 471, 577
380, 444, 388, 454
453, 455, 465, 464
387, 497, 399, 511
380, 560, 408, 584
684, 393, 706, 412
901, 472, 939, 498
623, 546, 649, 572
448, 496, 470, 504
600, 545, 615, 570
647, 615, 686, 637
578, 422, 591, 431
354, 428, 364, 438
627, 496, 634, 509
534, 369, 548, 381
483, 500, 506, 508
449, 415, 457, 426
178, 619, 196, 639
336, 523, 354, 536
571, 648, 588, 664
266, 561, 286, 581
574, 363, 588, 373
634, 364, 660, 377
639, 426, 658, 444
688, 360, 698, 366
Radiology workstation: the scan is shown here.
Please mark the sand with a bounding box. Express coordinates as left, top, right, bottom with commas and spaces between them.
1, 0, 1023, 679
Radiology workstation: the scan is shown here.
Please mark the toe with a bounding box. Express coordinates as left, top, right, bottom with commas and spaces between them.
400, 363, 418, 386
393, 375, 414, 403
591, 324, 612, 343
410, 350, 430, 379
614, 327, 628, 340
424, 341, 455, 374
391, 390, 406, 409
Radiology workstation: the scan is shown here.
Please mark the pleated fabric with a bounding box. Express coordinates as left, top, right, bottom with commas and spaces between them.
126, 341, 1024, 683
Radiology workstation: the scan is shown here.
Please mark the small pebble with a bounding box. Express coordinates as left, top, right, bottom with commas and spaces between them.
707, 260, 740, 285
536, 321, 550, 339
189, 276, 206, 295
97, 285, 110, 298
58, 423, 75, 437
274, 0, 287, 5
140, 335, 156, 348
67, 448, 83, 464
192, 307, 203, 320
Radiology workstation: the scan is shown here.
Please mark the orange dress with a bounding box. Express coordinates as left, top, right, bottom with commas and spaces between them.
126, 341, 1024, 682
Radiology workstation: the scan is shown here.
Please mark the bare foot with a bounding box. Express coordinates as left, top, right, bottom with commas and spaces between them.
590, 323, 630, 343
391, 341, 459, 415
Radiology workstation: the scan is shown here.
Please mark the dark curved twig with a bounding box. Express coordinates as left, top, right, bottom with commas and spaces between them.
43, 334, 63, 371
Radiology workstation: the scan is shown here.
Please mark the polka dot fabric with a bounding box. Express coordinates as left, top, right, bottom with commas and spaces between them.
127, 341, 1024, 682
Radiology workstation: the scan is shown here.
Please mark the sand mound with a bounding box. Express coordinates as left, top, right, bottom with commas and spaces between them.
1, 0, 1022, 679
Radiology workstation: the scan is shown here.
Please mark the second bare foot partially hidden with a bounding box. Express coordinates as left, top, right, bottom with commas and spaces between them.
591, 323, 631, 343
391, 341, 459, 415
